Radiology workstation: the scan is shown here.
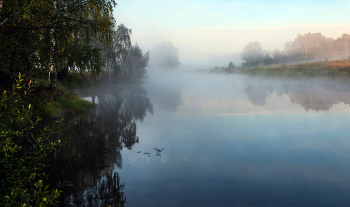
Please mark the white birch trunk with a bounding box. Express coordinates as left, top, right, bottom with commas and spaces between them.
49, 0, 56, 88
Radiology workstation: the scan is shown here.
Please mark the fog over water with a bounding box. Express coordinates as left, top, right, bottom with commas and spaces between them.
42, 0, 350, 205
127, 24, 350, 68
50, 72, 350, 206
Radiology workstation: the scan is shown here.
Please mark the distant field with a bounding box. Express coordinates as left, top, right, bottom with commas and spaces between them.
201, 59, 350, 79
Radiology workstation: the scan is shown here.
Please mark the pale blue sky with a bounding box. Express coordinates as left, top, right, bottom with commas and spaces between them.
113, 0, 350, 66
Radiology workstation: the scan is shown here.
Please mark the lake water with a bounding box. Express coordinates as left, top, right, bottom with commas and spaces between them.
49, 73, 350, 207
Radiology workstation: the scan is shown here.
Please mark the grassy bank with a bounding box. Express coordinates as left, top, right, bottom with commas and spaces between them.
241, 59, 350, 79
41, 93, 95, 118
201, 59, 350, 79
0, 72, 96, 120
0, 70, 148, 119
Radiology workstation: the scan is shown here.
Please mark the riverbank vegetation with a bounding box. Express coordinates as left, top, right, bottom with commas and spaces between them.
205, 59, 350, 79
0, 0, 148, 205
240, 33, 350, 68
0, 0, 152, 115
206, 59, 350, 79
0, 75, 68, 206
205, 32, 350, 79
241, 59, 350, 79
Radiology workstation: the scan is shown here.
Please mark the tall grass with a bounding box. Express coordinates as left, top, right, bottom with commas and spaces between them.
45, 94, 95, 118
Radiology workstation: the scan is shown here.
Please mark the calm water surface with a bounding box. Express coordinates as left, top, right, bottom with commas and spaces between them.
49, 73, 350, 207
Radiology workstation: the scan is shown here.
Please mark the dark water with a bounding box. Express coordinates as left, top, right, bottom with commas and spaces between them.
48, 73, 350, 207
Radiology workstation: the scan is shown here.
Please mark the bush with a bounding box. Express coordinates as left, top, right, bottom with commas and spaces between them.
0, 74, 67, 206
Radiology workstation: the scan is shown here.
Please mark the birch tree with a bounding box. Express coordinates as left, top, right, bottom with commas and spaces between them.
0, 0, 116, 89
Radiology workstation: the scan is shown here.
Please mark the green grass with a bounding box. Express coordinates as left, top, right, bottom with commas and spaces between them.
198, 59, 350, 79
240, 60, 350, 79
44, 93, 96, 118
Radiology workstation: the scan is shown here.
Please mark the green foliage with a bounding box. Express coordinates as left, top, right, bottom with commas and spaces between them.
44, 93, 95, 118
113, 24, 133, 73
91, 24, 132, 77
241, 42, 267, 67
228, 61, 235, 70
241, 60, 350, 79
0, 0, 117, 82
123, 44, 150, 79
241, 33, 350, 67
0, 74, 69, 206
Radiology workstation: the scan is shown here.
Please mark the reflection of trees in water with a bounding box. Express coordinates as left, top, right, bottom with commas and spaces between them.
68, 171, 126, 207
47, 85, 153, 206
156, 89, 182, 112
244, 79, 350, 111
244, 81, 274, 106
149, 85, 182, 112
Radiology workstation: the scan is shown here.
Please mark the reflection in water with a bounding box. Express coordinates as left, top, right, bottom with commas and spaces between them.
46, 74, 350, 207
47, 85, 153, 206
244, 79, 350, 111
67, 171, 126, 207
153, 147, 165, 158
244, 82, 274, 106
155, 88, 182, 112
146, 81, 183, 112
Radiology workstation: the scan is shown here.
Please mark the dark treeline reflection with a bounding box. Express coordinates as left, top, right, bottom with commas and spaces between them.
244, 79, 350, 111
46, 85, 153, 206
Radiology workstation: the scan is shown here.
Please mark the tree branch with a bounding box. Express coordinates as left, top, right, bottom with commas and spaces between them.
0, 0, 35, 27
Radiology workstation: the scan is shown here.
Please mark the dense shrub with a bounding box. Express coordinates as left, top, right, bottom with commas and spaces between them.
0, 74, 67, 206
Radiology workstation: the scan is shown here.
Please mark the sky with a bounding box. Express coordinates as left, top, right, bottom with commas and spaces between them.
113, 0, 350, 67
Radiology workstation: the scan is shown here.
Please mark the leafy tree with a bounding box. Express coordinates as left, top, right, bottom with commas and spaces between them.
284, 33, 328, 62
0, 0, 116, 88
334, 34, 350, 57
240, 33, 350, 66
114, 24, 132, 73
149, 41, 180, 70
272, 49, 286, 61
241, 42, 265, 67
263, 53, 272, 65
123, 44, 150, 79
228, 61, 235, 69
93, 24, 132, 77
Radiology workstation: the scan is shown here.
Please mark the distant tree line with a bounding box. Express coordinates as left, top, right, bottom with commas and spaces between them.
241, 33, 350, 68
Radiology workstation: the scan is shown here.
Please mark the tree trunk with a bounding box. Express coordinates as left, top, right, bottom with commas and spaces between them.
305, 46, 308, 62
49, 0, 56, 90
345, 39, 348, 57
